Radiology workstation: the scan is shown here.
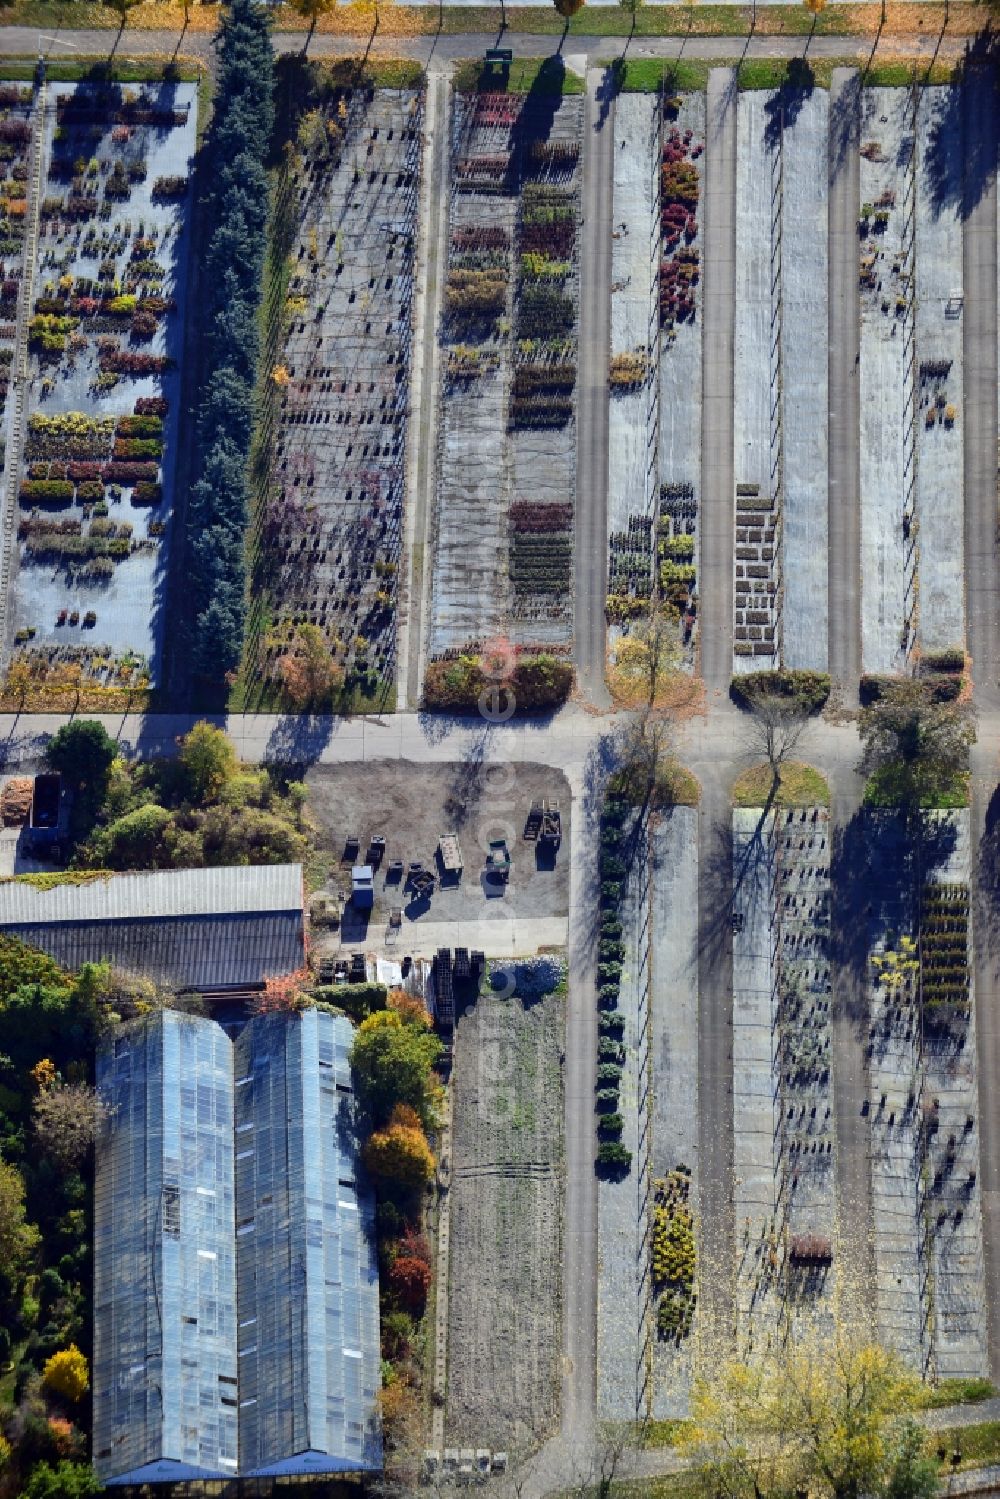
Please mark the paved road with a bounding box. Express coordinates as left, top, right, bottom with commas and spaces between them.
827, 67, 862, 690
574, 73, 614, 707
400, 70, 450, 709
828, 750, 878, 1321
4, 24, 974, 66
700, 68, 737, 697
695, 762, 737, 1357
963, 58, 1000, 1385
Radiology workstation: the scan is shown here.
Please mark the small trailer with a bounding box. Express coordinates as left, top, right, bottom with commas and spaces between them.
523, 801, 544, 842
485, 838, 511, 883
539, 803, 561, 850
437, 832, 463, 882
351, 864, 374, 909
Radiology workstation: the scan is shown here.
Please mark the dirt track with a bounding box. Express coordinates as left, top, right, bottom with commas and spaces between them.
445, 977, 565, 1451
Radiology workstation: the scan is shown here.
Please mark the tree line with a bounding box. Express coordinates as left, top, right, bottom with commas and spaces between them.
185, 0, 274, 687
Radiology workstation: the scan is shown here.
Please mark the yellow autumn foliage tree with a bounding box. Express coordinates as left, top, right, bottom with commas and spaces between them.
362, 1114, 435, 1187
42, 1344, 90, 1403
682, 1336, 927, 1499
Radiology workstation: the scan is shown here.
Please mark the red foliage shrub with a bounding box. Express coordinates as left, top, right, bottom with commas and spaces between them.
135, 396, 168, 417
387, 1254, 431, 1312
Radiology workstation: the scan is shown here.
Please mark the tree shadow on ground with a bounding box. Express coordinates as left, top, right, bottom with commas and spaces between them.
441, 724, 491, 830
509, 56, 566, 185
828, 68, 861, 184
263, 713, 335, 770
924, 28, 1000, 221
831, 807, 958, 988
974, 781, 1000, 951
597, 60, 619, 132
763, 57, 816, 152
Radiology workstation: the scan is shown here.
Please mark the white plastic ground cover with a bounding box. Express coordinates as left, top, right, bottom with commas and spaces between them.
859, 88, 914, 676
733, 88, 828, 675
914, 86, 964, 658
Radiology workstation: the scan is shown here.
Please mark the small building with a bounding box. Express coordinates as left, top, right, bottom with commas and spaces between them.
0, 864, 305, 991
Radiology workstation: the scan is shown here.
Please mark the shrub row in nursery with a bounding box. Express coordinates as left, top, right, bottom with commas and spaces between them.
185, 0, 274, 682
594, 787, 633, 1178
730, 668, 831, 714
860, 673, 962, 707
423, 651, 573, 713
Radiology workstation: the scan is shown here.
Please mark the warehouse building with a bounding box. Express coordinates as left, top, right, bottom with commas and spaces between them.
94, 1008, 381, 1487
0, 864, 305, 991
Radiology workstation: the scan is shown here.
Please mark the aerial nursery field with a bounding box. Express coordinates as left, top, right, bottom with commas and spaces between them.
427, 69, 582, 665
606, 89, 704, 697
1, 77, 196, 695
243, 67, 422, 712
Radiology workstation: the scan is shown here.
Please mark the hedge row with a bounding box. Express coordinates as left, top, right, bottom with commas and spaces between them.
423, 652, 573, 714
595, 789, 633, 1178
730, 668, 831, 715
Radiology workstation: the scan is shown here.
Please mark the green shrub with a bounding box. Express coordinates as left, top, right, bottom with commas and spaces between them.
19, 479, 75, 506
422, 652, 573, 714
596, 1088, 620, 1111
599, 1013, 625, 1037
597, 1062, 623, 1084
598, 939, 625, 962
598, 1037, 624, 1062
598, 1112, 624, 1136
597, 986, 619, 1009
597, 1140, 632, 1170
597, 962, 622, 986
309, 981, 388, 1020
730, 669, 830, 714
922, 648, 965, 673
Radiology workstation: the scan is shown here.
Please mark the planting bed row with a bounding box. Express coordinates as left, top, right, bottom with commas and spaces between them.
6, 79, 196, 691
0, 85, 36, 476
649, 809, 699, 1415
251, 82, 422, 708
428, 84, 581, 663
867, 810, 986, 1379
656, 94, 704, 671
731, 805, 835, 1352
605, 92, 703, 689
733, 89, 828, 675
596, 792, 701, 1419
596, 787, 646, 1420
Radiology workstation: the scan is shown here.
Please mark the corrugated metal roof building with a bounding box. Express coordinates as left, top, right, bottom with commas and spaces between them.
93, 1009, 382, 1488
234, 1010, 382, 1477
94, 1011, 239, 1486
0, 865, 305, 989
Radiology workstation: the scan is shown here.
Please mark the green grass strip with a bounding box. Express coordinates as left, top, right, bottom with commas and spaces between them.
1, 56, 204, 82
452, 55, 586, 93
733, 761, 831, 808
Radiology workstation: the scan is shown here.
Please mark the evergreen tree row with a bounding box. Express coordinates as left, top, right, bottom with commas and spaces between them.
187, 0, 274, 681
